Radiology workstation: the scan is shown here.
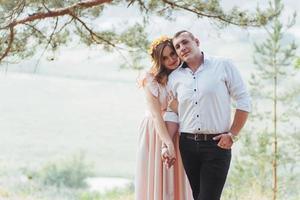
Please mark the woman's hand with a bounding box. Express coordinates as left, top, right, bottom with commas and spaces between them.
161, 145, 169, 165
168, 91, 178, 114
161, 142, 176, 168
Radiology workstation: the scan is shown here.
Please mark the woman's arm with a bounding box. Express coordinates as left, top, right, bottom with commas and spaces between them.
144, 87, 176, 159
161, 121, 178, 168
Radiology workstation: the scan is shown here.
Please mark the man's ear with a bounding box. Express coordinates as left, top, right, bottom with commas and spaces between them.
195, 38, 200, 46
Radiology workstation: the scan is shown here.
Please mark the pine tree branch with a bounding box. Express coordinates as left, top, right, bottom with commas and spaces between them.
24, 22, 54, 48
56, 17, 74, 34
128, 0, 148, 12
34, 17, 59, 73
161, 0, 267, 27
0, 26, 14, 61
1, 0, 112, 29
42, 0, 51, 12
0, 0, 112, 62
70, 13, 119, 49
0, 0, 26, 21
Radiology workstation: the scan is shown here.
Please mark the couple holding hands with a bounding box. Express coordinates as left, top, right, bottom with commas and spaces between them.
135, 30, 251, 200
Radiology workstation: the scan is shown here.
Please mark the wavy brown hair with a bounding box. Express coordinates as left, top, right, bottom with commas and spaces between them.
149, 40, 177, 85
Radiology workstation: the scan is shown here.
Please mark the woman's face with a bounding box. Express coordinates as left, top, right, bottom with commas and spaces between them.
161, 45, 180, 70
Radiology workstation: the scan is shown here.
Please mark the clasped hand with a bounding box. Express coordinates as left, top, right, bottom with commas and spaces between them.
161, 143, 176, 168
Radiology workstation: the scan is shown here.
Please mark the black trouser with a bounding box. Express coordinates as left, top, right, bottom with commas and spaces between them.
179, 134, 231, 200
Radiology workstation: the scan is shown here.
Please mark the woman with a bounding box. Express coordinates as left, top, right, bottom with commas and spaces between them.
135, 36, 192, 200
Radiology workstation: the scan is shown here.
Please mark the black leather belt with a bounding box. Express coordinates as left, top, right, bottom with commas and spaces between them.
180, 132, 225, 141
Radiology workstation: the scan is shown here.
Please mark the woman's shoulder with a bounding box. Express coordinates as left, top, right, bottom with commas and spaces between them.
138, 71, 158, 87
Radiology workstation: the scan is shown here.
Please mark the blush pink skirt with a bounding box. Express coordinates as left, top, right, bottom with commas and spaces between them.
135, 116, 193, 200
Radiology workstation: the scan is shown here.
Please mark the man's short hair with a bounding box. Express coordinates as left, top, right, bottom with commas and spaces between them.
173, 30, 195, 40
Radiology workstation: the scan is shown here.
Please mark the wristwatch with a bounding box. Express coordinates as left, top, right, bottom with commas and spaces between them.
228, 132, 239, 143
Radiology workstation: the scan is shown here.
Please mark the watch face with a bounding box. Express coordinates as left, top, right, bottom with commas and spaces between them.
232, 136, 238, 142
229, 132, 239, 142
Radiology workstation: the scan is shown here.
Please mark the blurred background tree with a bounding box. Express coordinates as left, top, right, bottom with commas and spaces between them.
224, 0, 300, 200
0, 0, 278, 69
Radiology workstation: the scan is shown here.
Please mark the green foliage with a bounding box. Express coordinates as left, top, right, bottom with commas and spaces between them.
135, 0, 278, 26
234, 133, 272, 192
78, 186, 134, 200
86, 6, 105, 18
295, 57, 300, 69
119, 23, 149, 51
38, 152, 93, 188
0, 0, 278, 68
226, 0, 300, 199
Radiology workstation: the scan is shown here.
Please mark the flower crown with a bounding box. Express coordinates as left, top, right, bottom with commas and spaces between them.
148, 35, 171, 56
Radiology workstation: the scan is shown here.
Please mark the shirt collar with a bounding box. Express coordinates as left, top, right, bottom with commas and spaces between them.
181, 51, 205, 69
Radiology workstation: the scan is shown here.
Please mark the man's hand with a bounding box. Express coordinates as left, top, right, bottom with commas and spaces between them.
167, 91, 178, 114
213, 133, 233, 149
161, 144, 176, 168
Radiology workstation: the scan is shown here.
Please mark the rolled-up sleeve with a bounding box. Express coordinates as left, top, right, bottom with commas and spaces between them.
224, 59, 251, 112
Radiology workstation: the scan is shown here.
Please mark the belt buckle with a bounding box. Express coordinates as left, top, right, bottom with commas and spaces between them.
193, 134, 199, 141
194, 134, 205, 141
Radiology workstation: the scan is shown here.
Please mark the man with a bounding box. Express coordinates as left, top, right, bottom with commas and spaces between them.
167, 30, 251, 200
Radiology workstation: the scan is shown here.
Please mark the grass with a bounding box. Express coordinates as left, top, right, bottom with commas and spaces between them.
79, 187, 134, 200
0, 179, 134, 200
0, 152, 134, 200
38, 152, 93, 188
0, 73, 140, 199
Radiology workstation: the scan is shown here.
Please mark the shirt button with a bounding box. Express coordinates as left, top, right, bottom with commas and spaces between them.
197, 115, 199, 117
194, 89, 196, 92
198, 128, 201, 131
193, 77, 196, 79
195, 102, 198, 105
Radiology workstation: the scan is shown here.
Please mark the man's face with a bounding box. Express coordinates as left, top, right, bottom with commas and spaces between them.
172, 32, 200, 63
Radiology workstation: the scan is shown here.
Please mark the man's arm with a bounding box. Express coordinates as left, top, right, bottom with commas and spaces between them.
230, 109, 249, 136
213, 109, 249, 149
213, 59, 251, 148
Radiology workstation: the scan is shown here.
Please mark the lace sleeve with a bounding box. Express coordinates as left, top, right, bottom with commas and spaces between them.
144, 73, 159, 97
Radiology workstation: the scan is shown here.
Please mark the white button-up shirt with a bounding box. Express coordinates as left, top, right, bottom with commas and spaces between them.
167, 55, 251, 134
